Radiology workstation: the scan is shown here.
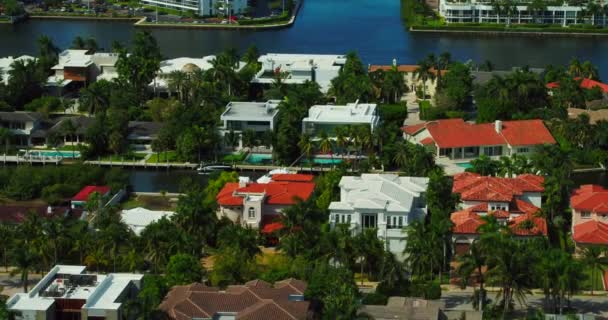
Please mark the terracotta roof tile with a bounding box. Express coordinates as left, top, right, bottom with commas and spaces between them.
217, 180, 315, 207
453, 173, 544, 202
573, 220, 608, 245
271, 174, 314, 182
571, 185, 608, 214
160, 280, 310, 320
547, 77, 608, 93
403, 119, 555, 148
71, 185, 110, 201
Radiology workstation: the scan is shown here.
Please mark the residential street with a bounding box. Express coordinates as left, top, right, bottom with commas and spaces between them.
441, 290, 608, 317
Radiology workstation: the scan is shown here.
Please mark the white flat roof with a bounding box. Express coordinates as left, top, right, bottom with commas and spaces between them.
54, 50, 93, 69
220, 100, 281, 122
329, 174, 429, 213
121, 207, 175, 236
303, 102, 378, 124
7, 265, 142, 313
84, 273, 143, 311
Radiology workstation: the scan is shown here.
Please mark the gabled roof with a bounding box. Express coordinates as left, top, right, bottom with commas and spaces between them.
402, 119, 555, 148
0, 111, 42, 122
453, 172, 544, 202
571, 185, 608, 214
573, 220, 608, 245
547, 77, 608, 93
451, 210, 547, 236
509, 214, 547, 236
451, 210, 484, 234
216, 179, 315, 207
72, 186, 110, 202
159, 279, 309, 320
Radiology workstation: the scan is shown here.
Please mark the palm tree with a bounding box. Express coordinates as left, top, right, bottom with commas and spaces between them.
353, 228, 384, 285
527, 0, 547, 24
164, 70, 188, 102
242, 129, 258, 151
298, 133, 314, 168
0, 223, 14, 271
457, 242, 486, 311
37, 35, 59, 62
0, 127, 12, 157
414, 60, 435, 100
334, 126, 349, 156
60, 119, 78, 158
318, 130, 334, 164
10, 247, 39, 293
580, 246, 608, 295
72, 36, 86, 49
79, 82, 110, 114
568, 58, 584, 78
393, 142, 409, 170
403, 219, 442, 280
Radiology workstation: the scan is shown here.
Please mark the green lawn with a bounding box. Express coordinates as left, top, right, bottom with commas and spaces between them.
147, 151, 178, 163
100, 153, 147, 162
122, 195, 175, 210
222, 152, 248, 163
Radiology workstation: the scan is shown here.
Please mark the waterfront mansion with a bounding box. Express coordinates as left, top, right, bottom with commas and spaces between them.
403, 119, 556, 163
329, 174, 429, 259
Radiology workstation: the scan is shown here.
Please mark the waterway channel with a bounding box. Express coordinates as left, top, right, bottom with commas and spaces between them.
1, 0, 608, 78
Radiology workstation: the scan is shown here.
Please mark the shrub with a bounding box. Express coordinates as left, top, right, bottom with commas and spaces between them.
361, 292, 388, 305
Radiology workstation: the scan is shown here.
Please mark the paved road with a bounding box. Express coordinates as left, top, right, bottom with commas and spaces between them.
441, 291, 608, 317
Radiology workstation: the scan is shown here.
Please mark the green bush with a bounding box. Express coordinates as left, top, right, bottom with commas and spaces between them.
410, 280, 442, 300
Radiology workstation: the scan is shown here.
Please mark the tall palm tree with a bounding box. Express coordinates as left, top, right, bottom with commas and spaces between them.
318, 130, 334, 164
393, 142, 409, 170
354, 228, 384, 284
457, 242, 487, 311
164, 70, 188, 102
527, 0, 547, 24
60, 119, 78, 158
580, 246, 608, 295
568, 58, 584, 78
298, 133, 314, 168
334, 126, 349, 156
72, 36, 86, 49
414, 60, 435, 100
0, 223, 14, 271
0, 127, 12, 157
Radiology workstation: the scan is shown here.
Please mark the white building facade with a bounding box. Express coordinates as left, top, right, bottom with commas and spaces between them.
252, 54, 347, 93
0, 55, 36, 85
219, 100, 281, 149
439, 0, 607, 26
140, 0, 248, 16
302, 101, 380, 137
329, 174, 429, 259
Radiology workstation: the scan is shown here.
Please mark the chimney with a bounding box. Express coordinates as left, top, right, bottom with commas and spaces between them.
239, 176, 250, 188
495, 120, 502, 133
392, 58, 397, 67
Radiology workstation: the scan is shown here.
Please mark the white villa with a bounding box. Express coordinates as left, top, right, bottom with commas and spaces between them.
0, 55, 36, 85
151, 56, 245, 93
329, 174, 429, 259
252, 54, 347, 93
140, 0, 247, 16
121, 207, 175, 236
0, 111, 43, 146
439, 0, 607, 26
7, 265, 143, 320
302, 101, 380, 137
219, 100, 281, 149
46, 50, 119, 90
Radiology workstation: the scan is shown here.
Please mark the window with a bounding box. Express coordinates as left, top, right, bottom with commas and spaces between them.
362, 214, 377, 229
248, 207, 255, 219
517, 147, 530, 153
581, 211, 591, 219
387, 215, 405, 229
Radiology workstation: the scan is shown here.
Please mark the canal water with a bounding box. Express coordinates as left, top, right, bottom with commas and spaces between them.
128, 168, 265, 192
1, 0, 608, 78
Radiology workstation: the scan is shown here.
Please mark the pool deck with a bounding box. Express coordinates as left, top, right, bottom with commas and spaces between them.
436, 158, 467, 176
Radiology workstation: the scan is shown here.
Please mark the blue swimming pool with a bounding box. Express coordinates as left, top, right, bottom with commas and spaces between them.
456, 162, 473, 169
245, 153, 273, 164
27, 150, 81, 159
301, 157, 343, 165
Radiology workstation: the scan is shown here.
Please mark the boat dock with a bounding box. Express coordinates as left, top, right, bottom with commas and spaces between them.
1, 155, 62, 165
85, 160, 198, 169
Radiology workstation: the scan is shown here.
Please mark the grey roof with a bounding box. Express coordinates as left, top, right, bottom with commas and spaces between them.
472, 67, 544, 86
127, 121, 163, 139
358, 297, 444, 320
48, 116, 95, 135
0, 112, 42, 122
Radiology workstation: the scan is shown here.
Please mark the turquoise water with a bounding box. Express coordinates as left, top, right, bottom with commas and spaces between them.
245, 153, 273, 164
302, 158, 343, 165
28, 150, 81, 158
456, 162, 473, 169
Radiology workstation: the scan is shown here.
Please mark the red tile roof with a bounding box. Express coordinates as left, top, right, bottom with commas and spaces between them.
451, 210, 484, 234
547, 77, 608, 93
571, 185, 608, 214
402, 119, 555, 148
573, 220, 608, 245
71, 185, 110, 202
509, 214, 548, 236
216, 179, 315, 207
159, 279, 310, 320
453, 172, 544, 202
420, 137, 435, 145
271, 174, 314, 182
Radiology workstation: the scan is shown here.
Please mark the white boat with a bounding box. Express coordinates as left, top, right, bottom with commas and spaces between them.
197, 164, 232, 172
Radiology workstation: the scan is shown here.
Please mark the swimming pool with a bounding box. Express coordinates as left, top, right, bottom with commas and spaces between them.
302, 157, 343, 165
26, 150, 81, 159
456, 162, 472, 169
245, 153, 273, 164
